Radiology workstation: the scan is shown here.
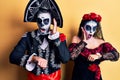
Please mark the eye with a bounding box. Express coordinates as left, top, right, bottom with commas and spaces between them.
93, 26, 97, 31
85, 25, 91, 31
43, 18, 49, 25
37, 18, 42, 23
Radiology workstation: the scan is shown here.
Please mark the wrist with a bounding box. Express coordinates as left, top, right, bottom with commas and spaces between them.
32, 55, 38, 62
96, 53, 102, 59
48, 32, 60, 40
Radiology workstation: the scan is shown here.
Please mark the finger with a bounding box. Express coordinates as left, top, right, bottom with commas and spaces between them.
88, 56, 95, 61
88, 56, 91, 61
38, 61, 44, 66
96, 53, 102, 58
53, 18, 57, 27
37, 62, 41, 67
53, 18, 57, 34
42, 67, 46, 70
90, 57, 95, 61
41, 64, 47, 69
81, 27, 87, 41
38, 62, 45, 68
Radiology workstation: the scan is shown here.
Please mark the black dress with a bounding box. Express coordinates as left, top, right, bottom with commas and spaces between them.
69, 42, 119, 80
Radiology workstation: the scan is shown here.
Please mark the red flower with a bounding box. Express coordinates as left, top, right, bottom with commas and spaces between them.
82, 12, 102, 22
83, 14, 90, 20
88, 64, 98, 72
90, 12, 97, 20
59, 33, 66, 42
96, 15, 102, 22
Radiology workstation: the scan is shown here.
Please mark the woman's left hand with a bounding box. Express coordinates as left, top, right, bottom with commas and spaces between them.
88, 53, 102, 61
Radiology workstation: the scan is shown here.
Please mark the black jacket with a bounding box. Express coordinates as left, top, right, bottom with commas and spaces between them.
9, 31, 70, 75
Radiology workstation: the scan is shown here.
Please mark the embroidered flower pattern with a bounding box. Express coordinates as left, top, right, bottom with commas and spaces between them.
82, 12, 102, 22
88, 64, 98, 72
88, 64, 101, 80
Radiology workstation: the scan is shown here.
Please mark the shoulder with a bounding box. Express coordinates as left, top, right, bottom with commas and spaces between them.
21, 32, 32, 40
71, 36, 81, 43
95, 38, 105, 44
96, 39, 114, 48
22, 32, 28, 38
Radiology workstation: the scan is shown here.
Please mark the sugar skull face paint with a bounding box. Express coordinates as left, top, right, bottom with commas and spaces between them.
37, 12, 51, 35
84, 20, 97, 38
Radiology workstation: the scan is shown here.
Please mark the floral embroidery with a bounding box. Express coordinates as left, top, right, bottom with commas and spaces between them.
88, 64, 98, 72
88, 64, 101, 80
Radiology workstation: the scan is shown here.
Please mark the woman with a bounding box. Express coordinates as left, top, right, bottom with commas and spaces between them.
69, 12, 119, 80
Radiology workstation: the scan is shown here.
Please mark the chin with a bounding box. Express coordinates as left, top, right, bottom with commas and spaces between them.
87, 34, 93, 39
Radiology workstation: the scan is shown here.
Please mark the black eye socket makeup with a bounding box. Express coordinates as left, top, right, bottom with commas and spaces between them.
37, 18, 50, 25
43, 18, 49, 25
85, 25, 91, 31
93, 26, 97, 31
37, 18, 42, 23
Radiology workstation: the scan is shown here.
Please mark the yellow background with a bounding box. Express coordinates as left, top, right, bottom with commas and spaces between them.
0, 0, 120, 80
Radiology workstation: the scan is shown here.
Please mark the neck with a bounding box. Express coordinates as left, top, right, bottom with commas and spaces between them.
87, 36, 95, 41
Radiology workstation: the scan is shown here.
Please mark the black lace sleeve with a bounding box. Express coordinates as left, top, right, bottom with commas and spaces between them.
69, 41, 87, 60
102, 51, 119, 61
101, 43, 119, 61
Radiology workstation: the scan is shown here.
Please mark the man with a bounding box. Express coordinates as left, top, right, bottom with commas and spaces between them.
9, 0, 70, 80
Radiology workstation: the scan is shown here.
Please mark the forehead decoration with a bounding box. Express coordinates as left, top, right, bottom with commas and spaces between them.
85, 20, 97, 27
24, 0, 63, 28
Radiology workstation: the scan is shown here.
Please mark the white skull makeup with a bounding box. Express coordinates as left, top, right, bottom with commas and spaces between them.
37, 12, 51, 35
84, 20, 97, 38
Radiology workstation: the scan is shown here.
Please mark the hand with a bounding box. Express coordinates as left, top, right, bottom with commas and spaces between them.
88, 53, 102, 62
52, 18, 57, 34
32, 56, 48, 69
81, 27, 88, 42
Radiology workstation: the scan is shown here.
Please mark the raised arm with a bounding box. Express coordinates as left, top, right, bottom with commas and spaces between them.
48, 19, 70, 63
69, 36, 87, 60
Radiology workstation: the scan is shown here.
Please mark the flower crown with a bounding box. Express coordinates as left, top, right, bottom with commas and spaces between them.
82, 12, 102, 22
